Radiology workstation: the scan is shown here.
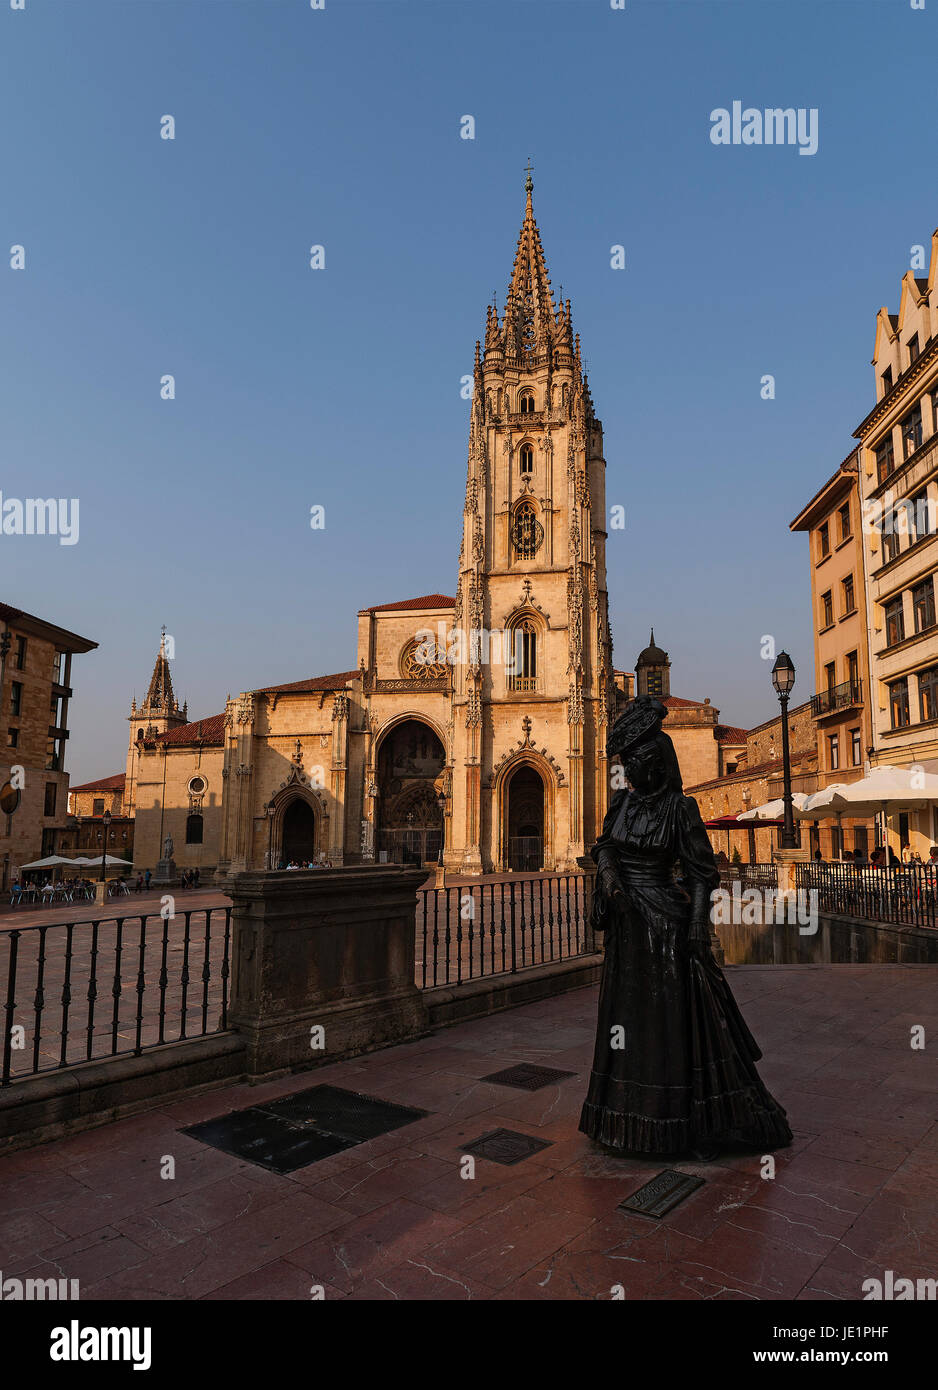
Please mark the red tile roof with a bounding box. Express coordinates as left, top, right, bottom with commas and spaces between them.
70, 773, 126, 793
259, 671, 359, 695
715, 724, 749, 744
362, 594, 456, 613
157, 713, 226, 746
663, 695, 708, 709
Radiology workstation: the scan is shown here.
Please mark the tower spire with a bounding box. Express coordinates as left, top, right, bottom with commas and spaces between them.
143, 627, 178, 716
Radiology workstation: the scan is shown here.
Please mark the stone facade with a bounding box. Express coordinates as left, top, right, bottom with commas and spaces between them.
854, 231, 938, 853
0, 603, 96, 888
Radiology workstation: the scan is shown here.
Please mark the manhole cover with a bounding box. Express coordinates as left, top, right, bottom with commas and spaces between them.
618, 1170, 705, 1219
262, 1084, 428, 1142
182, 1086, 428, 1173
481, 1064, 577, 1091
461, 1128, 553, 1165
181, 1107, 356, 1175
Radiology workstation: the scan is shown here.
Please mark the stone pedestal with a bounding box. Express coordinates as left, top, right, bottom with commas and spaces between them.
93, 880, 108, 907
153, 857, 177, 885
224, 866, 430, 1076
774, 846, 811, 896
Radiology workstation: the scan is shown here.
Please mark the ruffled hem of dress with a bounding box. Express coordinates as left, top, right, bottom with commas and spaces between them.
578, 1095, 792, 1155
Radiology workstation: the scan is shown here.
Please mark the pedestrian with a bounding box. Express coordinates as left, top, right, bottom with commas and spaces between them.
193, 866, 200, 888
144, 868, 152, 891
813, 849, 823, 863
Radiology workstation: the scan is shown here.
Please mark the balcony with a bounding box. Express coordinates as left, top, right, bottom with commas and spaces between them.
811, 679, 862, 718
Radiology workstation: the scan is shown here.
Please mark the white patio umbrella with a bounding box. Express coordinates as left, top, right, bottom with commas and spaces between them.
738, 793, 809, 822
19, 854, 79, 869
824, 765, 938, 815
80, 855, 133, 869
794, 784, 853, 819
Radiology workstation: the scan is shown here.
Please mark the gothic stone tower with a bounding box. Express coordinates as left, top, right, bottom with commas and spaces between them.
124, 629, 188, 817
449, 174, 614, 873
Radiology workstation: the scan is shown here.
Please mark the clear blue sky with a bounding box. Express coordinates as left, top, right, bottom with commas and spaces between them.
2, 0, 936, 782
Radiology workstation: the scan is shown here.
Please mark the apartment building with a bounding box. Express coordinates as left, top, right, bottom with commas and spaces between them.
854, 233, 938, 853
0, 603, 97, 889
790, 452, 875, 858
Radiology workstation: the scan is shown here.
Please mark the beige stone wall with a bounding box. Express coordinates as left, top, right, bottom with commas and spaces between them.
131, 744, 224, 873
1, 626, 74, 885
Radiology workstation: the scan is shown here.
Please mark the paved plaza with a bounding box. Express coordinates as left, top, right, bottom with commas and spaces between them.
1, 963, 936, 1300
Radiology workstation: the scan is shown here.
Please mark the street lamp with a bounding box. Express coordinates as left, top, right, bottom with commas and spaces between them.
436, 790, 446, 868
100, 808, 112, 884
771, 651, 797, 850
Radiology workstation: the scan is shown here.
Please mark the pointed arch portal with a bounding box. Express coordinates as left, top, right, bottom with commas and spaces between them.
505, 763, 545, 871
376, 717, 446, 866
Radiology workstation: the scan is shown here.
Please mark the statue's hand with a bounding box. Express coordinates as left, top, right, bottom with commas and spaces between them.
598, 864, 626, 903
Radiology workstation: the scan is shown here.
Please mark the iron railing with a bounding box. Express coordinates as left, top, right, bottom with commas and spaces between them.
416, 873, 592, 988
719, 863, 779, 891
0, 907, 231, 1085
810, 679, 862, 717
796, 862, 938, 930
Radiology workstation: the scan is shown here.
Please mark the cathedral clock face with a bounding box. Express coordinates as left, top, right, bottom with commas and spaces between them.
511, 502, 543, 559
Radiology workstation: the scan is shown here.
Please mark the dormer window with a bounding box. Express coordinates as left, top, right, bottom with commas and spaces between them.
881, 367, 893, 395
520, 444, 534, 476
909, 335, 920, 365
519, 390, 535, 414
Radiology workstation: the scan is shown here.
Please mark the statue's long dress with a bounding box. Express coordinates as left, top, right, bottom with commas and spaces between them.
579, 787, 792, 1154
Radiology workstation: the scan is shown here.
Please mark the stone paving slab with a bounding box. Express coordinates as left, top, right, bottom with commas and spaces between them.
1, 964, 936, 1301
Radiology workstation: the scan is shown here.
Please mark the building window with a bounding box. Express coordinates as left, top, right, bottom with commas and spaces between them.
902, 403, 923, 459
839, 502, 851, 542
909, 334, 920, 365
875, 435, 895, 484
9, 682, 22, 716
185, 813, 204, 845
44, 783, 57, 817
510, 500, 543, 559
821, 591, 833, 628
92, 798, 105, 815
884, 596, 905, 647
881, 367, 893, 396
913, 578, 936, 633
855, 827, 869, 857
912, 490, 934, 542
851, 727, 862, 766
519, 444, 534, 476
828, 734, 840, 770
920, 668, 938, 723
818, 522, 830, 558
51, 651, 64, 684
8, 728, 18, 749
881, 514, 900, 565
842, 574, 855, 615
519, 390, 535, 414
507, 618, 538, 692
14, 636, 26, 670
889, 678, 910, 729
824, 661, 836, 697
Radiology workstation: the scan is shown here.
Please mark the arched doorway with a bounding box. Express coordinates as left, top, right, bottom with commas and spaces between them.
506, 764, 544, 870
281, 798, 317, 865
376, 718, 446, 866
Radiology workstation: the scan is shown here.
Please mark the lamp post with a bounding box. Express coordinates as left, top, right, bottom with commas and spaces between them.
435, 789, 447, 887
100, 808, 112, 883
771, 651, 797, 850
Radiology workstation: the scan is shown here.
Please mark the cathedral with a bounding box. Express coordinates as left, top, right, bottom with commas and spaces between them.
123, 176, 629, 877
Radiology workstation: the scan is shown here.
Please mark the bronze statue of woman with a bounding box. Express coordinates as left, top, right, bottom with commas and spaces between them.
579, 695, 792, 1160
